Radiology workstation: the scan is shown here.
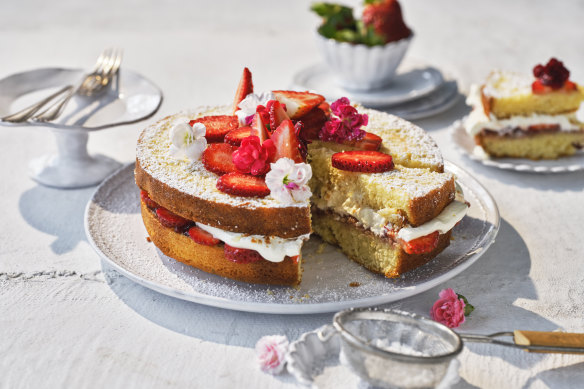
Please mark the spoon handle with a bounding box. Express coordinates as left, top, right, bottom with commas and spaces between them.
514, 330, 584, 354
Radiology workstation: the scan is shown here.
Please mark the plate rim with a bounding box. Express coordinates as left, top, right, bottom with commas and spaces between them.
450, 118, 584, 174
0, 66, 163, 131
84, 161, 500, 314
292, 63, 444, 108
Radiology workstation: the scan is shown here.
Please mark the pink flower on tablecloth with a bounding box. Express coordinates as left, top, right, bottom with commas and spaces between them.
430, 288, 474, 328
319, 97, 368, 143
255, 335, 289, 374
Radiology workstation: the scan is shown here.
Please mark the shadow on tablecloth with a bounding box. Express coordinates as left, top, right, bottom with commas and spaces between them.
18, 184, 95, 254
382, 218, 558, 370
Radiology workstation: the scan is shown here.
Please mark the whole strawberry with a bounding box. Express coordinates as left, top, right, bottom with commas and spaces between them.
362, 0, 411, 44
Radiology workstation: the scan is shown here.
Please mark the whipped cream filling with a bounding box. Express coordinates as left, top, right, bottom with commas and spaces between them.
195, 222, 309, 263
464, 84, 581, 136
396, 200, 468, 242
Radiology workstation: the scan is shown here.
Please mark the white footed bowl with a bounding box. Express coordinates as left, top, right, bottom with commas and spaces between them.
316, 32, 413, 92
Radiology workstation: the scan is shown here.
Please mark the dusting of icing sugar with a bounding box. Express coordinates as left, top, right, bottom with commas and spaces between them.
482, 70, 532, 98
136, 106, 309, 210
359, 107, 444, 171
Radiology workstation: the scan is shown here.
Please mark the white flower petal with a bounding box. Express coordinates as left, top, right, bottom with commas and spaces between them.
191, 122, 206, 138
170, 123, 193, 148
266, 159, 312, 204
258, 91, 276, 104
184, 137, 207, 161
238, 93, 262, 114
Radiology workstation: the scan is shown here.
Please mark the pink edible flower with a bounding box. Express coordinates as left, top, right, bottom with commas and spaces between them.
319, 97, 368, 143
232, 136, 276, 176
430, 288, 469, 329
255, 335, 289, 375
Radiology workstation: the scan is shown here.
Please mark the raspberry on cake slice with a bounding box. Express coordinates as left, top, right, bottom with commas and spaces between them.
464, 58, 584, 160
135, 68, 467, 286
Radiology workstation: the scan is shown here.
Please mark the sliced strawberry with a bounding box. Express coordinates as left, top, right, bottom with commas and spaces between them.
190, 115, 239, 143
268, 100, 290, 132
564, 80, 578, 92
188, 226, 220, 246
256, 105, 270, 125
271, 120, 304, 163
216, 172, 270, 198
140, 190, 159, 209
531, 80, 550, 94
272, 90, 326, 119
318, 101, 331, 116
202, 143, 238, 175
250, 113, 270, 143
294, 106, 328, 140
527, 124, 561, 132
156, 208, 191, 230
224, 244, 264, 264
531, 79, 578, 94
331, 150, 394, 173
232, 67, 253, 114
402, 231, 440, 255
342, 132, 382, 151
225, 126, 252, 146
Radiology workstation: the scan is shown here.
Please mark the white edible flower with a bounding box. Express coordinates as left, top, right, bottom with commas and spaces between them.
255, 335, 289, 375
235, 91, 276, 125
169, 122, 207, 161
265, 158, 312, 204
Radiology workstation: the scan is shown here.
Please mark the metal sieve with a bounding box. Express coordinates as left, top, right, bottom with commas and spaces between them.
318, 307, 584, 388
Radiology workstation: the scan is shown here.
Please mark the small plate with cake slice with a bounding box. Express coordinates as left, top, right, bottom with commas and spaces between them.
452, 58, 584, 173
85, 68, 500, 314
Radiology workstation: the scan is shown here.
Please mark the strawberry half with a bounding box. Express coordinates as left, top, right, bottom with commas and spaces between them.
190, 115, 239, 143
268, 100, 290, 132
188, 226, 220, 246
140, 190, 159, 209
271, 120, 304, 163
232, 67, 253, 114
225, 126, 252, 146
224, 244, 265, 264
532, 79, 577, 94
294, 106, 328, 140
402, 231, 440, 255
250, 113, 270, 143
202, 143, 238, 175
216, 172, 271, 198
331, 150, 394, 173
272, 90, 326, 119
156, 208, 191, 230
342, 132, 382, 151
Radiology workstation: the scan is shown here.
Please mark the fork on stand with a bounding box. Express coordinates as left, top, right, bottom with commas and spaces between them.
1, 48, 123, 123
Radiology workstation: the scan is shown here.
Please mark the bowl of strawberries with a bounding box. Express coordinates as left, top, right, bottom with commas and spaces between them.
312, 0, 413, 92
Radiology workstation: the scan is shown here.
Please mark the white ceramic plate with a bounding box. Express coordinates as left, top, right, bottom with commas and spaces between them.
286, 325, 460, 388
84, 161, 499, 314
451, 118, 584, 173
385, 80, 461, 120
292, 63, 444, 108
0, 67, 162, 131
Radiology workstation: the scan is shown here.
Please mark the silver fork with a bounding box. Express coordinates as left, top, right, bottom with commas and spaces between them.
1, 48, 122, 123
33, 48, 123, 122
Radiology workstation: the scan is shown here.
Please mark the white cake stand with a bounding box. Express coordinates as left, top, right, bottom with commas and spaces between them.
0, 67, 163, 188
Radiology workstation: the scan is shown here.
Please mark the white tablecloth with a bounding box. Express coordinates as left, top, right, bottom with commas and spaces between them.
2, 1, 584, 387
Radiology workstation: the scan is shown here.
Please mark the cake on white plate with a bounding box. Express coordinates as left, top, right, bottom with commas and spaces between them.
465, 58, 584, 160
135, 68, 468, 286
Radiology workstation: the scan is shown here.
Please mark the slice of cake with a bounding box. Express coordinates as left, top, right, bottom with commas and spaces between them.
465, 58, 584, 160
136, 68, 468, 286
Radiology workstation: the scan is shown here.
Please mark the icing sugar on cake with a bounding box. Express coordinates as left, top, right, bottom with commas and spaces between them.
137, 106, 308, 210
